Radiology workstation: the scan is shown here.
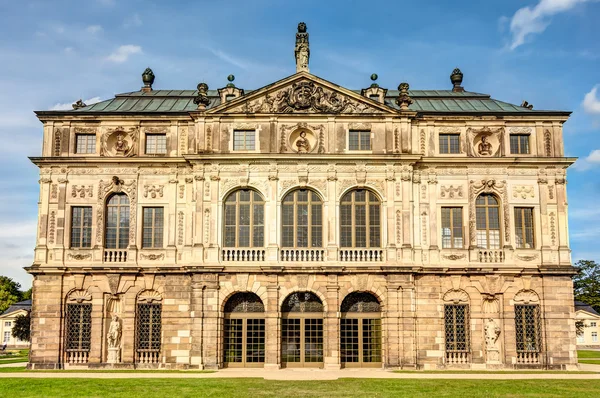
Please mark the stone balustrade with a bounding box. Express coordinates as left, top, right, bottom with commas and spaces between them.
445, 351, 469, 364
137, 349, 160, 364
478, 250, 504, 263
104, 250, 128, 263
517, 351, 540, 364
221, 249, 266, 262
280, 248, 326, 262
338, 249, 384, 262
66, 350, 89, 364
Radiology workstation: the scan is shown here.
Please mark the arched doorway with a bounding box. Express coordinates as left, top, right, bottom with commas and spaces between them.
340, 292, 382, 368
223, 292, 265, 368
281, 292, 324, 368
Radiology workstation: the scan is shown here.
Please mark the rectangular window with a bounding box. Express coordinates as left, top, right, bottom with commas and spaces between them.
4, 321, 11, 327
65, 303, 92, 351
577, 334, 585, 343
591, 322, 597, 328
348, 130, 371, 151
439, 134, 460, 154
233, 130, 256, 151
145, 134, 167, 154
444, 304, 469, 353
441, 207, 463, 249
75, 134, 96, 154
514, 207, 534, 249
142, 207, 164, 249
71, 207, 93, 248
136, 303, 162, 360
593, 332, 598, 342
3, 331, 9, 343
510, 134, 530, 154
515, 304, 541, 353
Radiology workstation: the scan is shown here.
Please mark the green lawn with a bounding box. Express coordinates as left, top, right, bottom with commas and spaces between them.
0, 358, 28, 364
580, 360, 600, 365
578, 350, 600, 359
1, 379, 600, 397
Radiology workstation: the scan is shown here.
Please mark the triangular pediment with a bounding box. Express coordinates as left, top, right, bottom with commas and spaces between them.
207, 72, 396, 115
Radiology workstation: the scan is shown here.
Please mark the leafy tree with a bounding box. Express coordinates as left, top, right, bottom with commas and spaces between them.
576, 319, 585, 336
21, 288, 32, 301
573, 260, 600, 313
11, 311, 30, 342
0, 276, 22, 313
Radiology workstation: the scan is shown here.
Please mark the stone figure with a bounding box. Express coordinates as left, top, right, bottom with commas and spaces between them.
295, 22, 309, 73
478, 136, 492, 156
295, 131, 310, 153
484, 318, 501, 363
114, 134, 129, 156
107, 314, 122, 349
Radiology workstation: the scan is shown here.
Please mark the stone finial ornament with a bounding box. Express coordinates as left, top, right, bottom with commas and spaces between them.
194, 82, 210, 110
370, 73, 379, 88
396, 82, 413, 110
450, 68, 464, 92
72, 99, 87, 109
227, 74, 235, 87
142, 67, 155, 92
295, 22, 310, 73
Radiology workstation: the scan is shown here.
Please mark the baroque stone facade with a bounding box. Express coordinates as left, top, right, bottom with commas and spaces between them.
27, 23, 577, 370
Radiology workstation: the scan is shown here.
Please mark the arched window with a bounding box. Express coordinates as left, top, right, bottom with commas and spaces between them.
281, 292, 324, 367
223, 189, 265, 248
282, 189, 322, 248
340, 189, 381, 248
340, 292, 381, 367
136, 291, 162, 365
475, 194, 501, 249
65, 302, 92, 364
223, 292, 265, 367
105, 193, 130, 249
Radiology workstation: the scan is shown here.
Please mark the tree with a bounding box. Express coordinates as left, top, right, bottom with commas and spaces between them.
11, 311, 30, 342
0, 276, 22, 313
573, 260, 600, 313
21, 288, 32, 301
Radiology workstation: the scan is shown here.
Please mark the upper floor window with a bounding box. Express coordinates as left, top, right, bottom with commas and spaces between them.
593, 332, 599, 342
105, 193, 129, 249
75, 134, 96, 154
340, 189, 380, 248
282, 189, 322, 248
476, 194, 501, 249
591, 322, 597, 328
514, 207, 534, 249
348, 130, 371, 151
439, 134, 460, 154
142, 207, 164, 249
71, 206, 92, 248
510, 134, 530, 154
4, 321, 11, 327
233, 130, 256, 151
441, 207, 463, 249
145, 134, 167, 154
225, 94, 236, 102
224, 189, 264, 247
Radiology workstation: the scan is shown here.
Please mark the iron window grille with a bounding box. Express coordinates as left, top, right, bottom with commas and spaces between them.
65, 303, 92, 351
515, 304, 542, 353
444, 304, 470, 353
136, 303, 162, 362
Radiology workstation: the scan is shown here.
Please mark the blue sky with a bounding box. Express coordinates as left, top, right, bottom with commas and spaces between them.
0, 0, 599, 288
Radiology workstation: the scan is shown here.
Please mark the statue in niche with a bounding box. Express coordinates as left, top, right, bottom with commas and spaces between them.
478, 135, 493, 156
295, 22, 309, 72
295, 131, 311, 153
485, 318, 501, 363
107, 314, 122, 349
114, 134, 130, 156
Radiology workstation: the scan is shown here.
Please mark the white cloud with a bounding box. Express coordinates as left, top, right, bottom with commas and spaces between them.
106, 44, 143, 63
124, 13, 142, 28
572, 148, 600, 171
86, 25, 103, 34
507, 0, 594, 50
583, 85, 600, 114
50, 97, 103, 111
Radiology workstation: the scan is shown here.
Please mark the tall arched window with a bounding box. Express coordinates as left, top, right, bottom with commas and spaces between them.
340, 292, 381, 367
223, 189, 265, 248
105, 193, 130, 249
282, 189, 322, 248
223, 292, 265, 367
475, 194, 501, 249
281, 292, 324, 368
340, 189, 381, 248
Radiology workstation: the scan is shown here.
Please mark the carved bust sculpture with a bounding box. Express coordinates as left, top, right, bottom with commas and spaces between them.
295, 131, 310, 153
478, 135, 492, 156
114, 134, 129, 156
107, 314, 122, 349
484, 318, 501, 350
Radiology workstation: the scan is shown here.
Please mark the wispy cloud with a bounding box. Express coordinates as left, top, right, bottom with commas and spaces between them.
506, 0, 594, 50
583, 85, 600, 114
572, 149, 600, 171
50, 97, 103, 111
86, 25, 103, 34
205, 47, 249, 70
124, 13, 142, 28
106, 45, 142, 63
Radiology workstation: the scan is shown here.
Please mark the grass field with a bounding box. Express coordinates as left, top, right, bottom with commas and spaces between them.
580, 360, 600, 365
578, 350, 600, 359
1, 379, 599, 398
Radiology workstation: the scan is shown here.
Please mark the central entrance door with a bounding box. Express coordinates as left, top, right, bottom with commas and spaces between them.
223, 292, 265, 368
281, 292, 324, 368
340, 292, 382, 368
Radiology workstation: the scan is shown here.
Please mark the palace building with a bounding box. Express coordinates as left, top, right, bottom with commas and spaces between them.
27, 23, 578, 370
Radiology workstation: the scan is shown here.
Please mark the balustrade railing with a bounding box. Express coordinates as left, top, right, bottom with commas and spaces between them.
104, 250, 128, 263
517, 351, 540, 364
65, 350, 89, 364
137, 349, 160, 364
221, 249, 266, 262
445, 351, 469, 364
478, 250, 504, 263
280, 248, 325, 262
339, 249, 384, 262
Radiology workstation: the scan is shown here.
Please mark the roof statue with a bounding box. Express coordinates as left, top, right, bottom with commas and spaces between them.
295, 22, 309, 73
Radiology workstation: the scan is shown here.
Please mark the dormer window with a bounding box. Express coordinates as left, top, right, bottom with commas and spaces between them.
225, 94, 235, 102
369, 94, 379, 101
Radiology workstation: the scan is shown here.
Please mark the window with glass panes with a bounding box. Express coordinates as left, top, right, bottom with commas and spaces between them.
65, 303, 92, 351
439, 134, 460, 154
71, 206, 92, 248
441, 207, 463, 248
510, 134, 530, 154
75, 134, 96, 154
340, 190, 380, 248
515, 304, 541, 353
145, 134, 167, 154
514, 207, 534, 249
136, 303, 162, 360
281, 189, 322, 248
348, 130, 371, 151
233, 130, 255, 151
105, 193, 130, 249
444, 304, 469, 353
476, 194, 501, 249
142, 207, 164, 248
223, 189, 264, 247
